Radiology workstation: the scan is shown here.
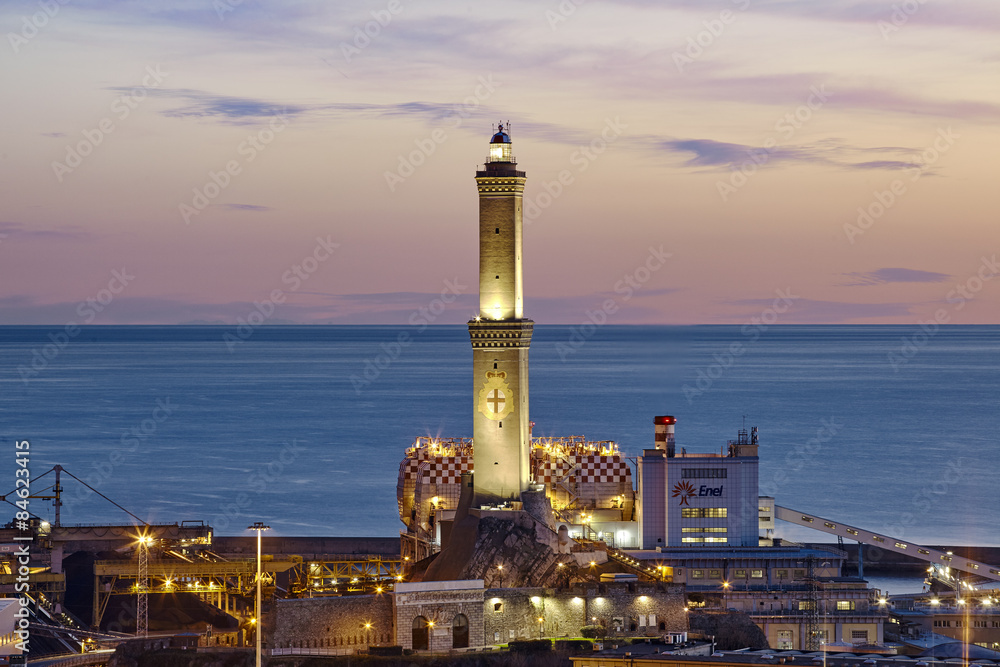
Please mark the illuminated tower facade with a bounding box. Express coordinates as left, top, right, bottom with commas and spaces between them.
469, 123, 533, 505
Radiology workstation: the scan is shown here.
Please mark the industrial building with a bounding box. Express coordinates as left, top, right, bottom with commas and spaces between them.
638, 416, 760, 549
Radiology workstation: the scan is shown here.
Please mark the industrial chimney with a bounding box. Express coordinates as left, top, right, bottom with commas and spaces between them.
654, 415, 676, 457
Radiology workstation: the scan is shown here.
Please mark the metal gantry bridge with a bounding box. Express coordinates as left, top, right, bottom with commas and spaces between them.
776, 505, 1000, 583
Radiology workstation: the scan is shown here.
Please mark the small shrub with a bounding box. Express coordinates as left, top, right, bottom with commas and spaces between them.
580, 625, 607, 639
509, 639, 552, 653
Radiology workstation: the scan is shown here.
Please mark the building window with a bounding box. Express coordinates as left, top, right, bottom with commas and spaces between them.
751, 570, 764, 578
709, 569, 721, 579
734, 569, 747, 578
681, 508, 728, 518
704, 537, 727, 543
692, 569, 704, 579
493, 601, 503, 613
682, 468, 728, 479
817, 630, 829, 641
777, 630, 793, 650
851, 630, 868, 641
837, 601, 856, 611
682, 527, 728, 533
793, 569, 806, 579
798, 601, 816, 611
495, 228, 500, 234
682, 538, 704, 543
776, 569, 788, 579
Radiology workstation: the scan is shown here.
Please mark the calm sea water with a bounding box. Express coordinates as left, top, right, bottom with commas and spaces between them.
1, 325, 997, 555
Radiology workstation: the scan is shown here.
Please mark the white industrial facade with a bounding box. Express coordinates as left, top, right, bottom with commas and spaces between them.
638, 417, 759, 549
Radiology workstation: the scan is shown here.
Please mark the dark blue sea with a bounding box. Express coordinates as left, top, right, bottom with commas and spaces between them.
2, 325, 998, 557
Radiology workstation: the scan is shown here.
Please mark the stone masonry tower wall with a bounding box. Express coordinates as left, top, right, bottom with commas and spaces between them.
469, 124, 533, 505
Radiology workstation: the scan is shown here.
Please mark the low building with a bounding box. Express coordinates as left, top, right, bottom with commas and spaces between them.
631, 545, 845, 589
890, 592, 1000, 650
393, 580, 486, 651
391, 579, 687, 651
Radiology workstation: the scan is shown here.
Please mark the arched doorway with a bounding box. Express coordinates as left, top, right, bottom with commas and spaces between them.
452, 614, 469, 649
411, 616, 429, 650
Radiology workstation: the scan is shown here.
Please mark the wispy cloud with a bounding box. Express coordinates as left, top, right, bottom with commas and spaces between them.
610, 0, 1000, 33
658, 137, 922, 172
218, 203, 272, 212
0, 222, 94, 242
840, 268, 951, 286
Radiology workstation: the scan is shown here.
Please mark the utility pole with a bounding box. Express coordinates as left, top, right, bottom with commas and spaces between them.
249, 523, 270, 667
136, 535, 151, 638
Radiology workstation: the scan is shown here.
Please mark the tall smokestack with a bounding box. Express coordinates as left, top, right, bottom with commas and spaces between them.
654, 415, 676, 457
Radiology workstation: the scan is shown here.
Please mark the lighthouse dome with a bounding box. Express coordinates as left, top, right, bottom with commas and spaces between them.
490, 123, 511, 144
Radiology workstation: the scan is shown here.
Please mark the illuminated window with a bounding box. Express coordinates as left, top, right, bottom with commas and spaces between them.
851, 630, 868, 641
685, 536, 728, 543
750, 570, 764, 578
709, 569, 721, 579
799, 601, 816, 611
682, 527, 727, 533
734, 569, 747, 578
837, 600, 856, 611
681, 508, 727, 518
776, 569, 788, 579
692, 570, 704, 579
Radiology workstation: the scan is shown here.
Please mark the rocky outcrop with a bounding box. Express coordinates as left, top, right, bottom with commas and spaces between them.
464, 515, 570, 588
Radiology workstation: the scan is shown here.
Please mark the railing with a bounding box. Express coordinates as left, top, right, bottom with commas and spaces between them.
747, 609, 889, 618
267, 647, 359, 657
31, 650, 115, 667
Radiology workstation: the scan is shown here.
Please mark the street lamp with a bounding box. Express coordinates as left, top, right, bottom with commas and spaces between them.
537, 617, 544, 639
363, 622, 373, 647
248, 522, 270, 667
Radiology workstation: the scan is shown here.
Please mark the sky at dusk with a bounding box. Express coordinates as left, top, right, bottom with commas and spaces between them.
2, 0, 999, 325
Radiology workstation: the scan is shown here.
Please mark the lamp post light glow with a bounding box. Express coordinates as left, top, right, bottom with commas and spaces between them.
248, 522, 270, 667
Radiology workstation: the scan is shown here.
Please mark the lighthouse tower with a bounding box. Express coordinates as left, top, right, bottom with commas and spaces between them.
469, 123, 533, 505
